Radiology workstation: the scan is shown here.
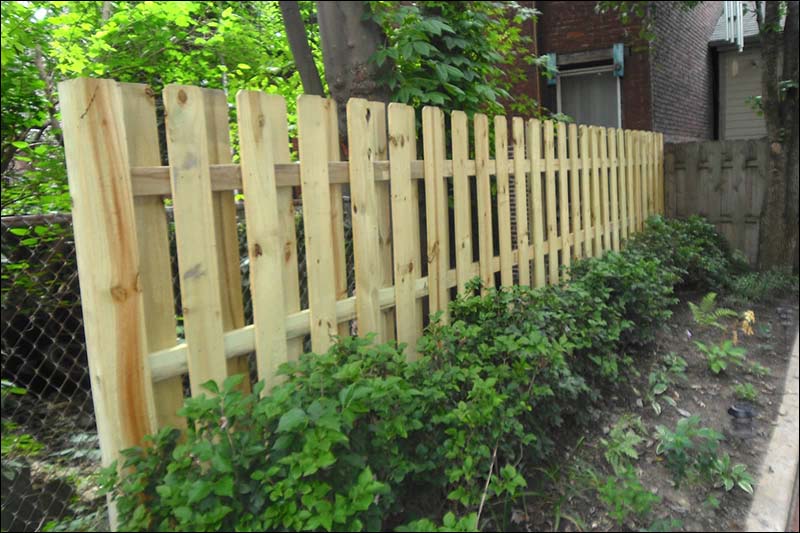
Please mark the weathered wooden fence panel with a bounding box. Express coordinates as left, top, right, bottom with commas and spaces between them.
58, 77, 663, 529
664, 139, 767, 265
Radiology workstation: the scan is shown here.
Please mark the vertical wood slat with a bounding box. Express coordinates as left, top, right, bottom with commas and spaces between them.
557, 122, 571, 273
640, 131, 648, 228
325, 103, 350, 337
608, 128, 620, 251
236, 90, 288, 390
569, 124, 582, 260
618, 129, 629, 242
423, 107, 449, 321
528, 119, 545, 287
205, 90, 249, 390
474, 114, 494, 291
657, 133, 665, 214
580, 126, 592, 257
348, 98, 385, 340
543, 121, 559, 283
388, 103, 421, 359
59, 79, 157, 529
629, 131, 640, 233
599, 127, 611, 251
120, 83, 184, 430
298, 95, 339, 351
494, 117, 513, 287
514, 118, 532, 286
452, 111, 472, 293
264, 97, 303, 361
590, 127, 603, 256
368, 101, 395, 340
163, 84, 228, 396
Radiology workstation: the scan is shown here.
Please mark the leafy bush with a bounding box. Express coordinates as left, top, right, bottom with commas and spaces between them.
593, 466, 660, 526
733, 383, 758, 402
102, 213, 737, 530
569, 250, 678, 348
625, 215, 740, 290
726, 267, 799, 305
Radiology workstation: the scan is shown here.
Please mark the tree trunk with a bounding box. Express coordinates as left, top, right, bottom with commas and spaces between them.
316, 1, 390, 138
279, 1, 325, 96
757, 1, 799, 271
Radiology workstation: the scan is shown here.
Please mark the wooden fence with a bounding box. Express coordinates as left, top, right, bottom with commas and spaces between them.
58, 77, 663, 523
664, 139, 767, 265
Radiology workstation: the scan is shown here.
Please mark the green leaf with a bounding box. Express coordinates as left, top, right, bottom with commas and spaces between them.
277, 407, 308, 433
11, 141, 29, 149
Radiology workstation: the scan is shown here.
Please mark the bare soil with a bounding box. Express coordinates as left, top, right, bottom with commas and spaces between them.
519, 290, 799, 532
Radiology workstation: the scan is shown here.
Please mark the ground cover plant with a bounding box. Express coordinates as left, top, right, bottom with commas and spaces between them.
92, 216, 798, 532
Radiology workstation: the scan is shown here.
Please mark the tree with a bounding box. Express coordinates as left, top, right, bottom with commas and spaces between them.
599, 1, 799, 270
755, 1, 798, 270
279, 1, 324, 96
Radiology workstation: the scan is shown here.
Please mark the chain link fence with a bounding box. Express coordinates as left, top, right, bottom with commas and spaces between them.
1, 200, 353, 531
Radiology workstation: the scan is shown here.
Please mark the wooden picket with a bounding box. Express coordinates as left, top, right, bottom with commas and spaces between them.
59, 78, 664, 530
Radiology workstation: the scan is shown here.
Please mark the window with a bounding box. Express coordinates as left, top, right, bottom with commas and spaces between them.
557, 66, 621, 128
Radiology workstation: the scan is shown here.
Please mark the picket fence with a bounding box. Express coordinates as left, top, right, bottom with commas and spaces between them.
58, 77, 663, 524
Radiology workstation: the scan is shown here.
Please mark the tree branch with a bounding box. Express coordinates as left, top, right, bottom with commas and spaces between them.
279, 1, 325, 96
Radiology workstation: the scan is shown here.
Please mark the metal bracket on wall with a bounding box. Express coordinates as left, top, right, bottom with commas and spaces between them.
613, 43, 624, 77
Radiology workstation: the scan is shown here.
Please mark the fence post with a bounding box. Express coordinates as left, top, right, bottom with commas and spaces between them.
579, 126, 593, 257
608, 128, 620, 251
569, 124, 582, 260
557, 122, 571, 273
59, 77, 158, 530
516, 118, 534, 287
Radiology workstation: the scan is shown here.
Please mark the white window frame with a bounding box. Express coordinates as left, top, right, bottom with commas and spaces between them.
556, 65, 622, 128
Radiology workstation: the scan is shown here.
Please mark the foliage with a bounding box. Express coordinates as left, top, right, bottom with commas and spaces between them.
695, 340, 747, 374
747, 361, 771, 377
726, 267, 799, 306
688, 292, 738, 330
395, 512, 478, 532
594, 466, 660, 526
733, 383, 758, 403
2, 1, 323, 215
711, 453, 754, 494
568, 247, 678, 349
655, 416, 724, 487
625, 215, 742, 290
600, 415, 646, 475
369, 1, 544, 117
1, 380, 44, 482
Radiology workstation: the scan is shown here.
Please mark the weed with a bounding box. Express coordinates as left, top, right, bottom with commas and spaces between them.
726, 267, 799, 305
600, 415, 646, 474
747, 361, 771, 377
595, 466, 660, 526
655, 416, 723, 487
711, 453, 754, 494
733, 383, 758, 402
695, 340, 747, 374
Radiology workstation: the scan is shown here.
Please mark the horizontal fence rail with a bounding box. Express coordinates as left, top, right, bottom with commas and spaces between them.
58, 77, 663, 527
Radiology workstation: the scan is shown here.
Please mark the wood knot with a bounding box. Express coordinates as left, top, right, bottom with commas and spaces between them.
253, 243, 263, 257
178, 90, 188, 104
258, 114, 266, 128
145, 87, 155, 98
110, 285, 128, 302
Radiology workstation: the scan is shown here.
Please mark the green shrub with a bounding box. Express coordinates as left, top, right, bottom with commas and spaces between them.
727, 267, 799, 305
569, 250, 678, 348
625, 215, 739, 290
593, 466, 660, 526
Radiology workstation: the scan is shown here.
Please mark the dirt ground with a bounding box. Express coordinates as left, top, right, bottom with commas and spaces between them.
519, 290, 800, 532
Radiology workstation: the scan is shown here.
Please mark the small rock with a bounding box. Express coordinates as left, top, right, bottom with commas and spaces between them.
602, 426, 610, 435
636, 398, 644, 409
676, 407, 692, 417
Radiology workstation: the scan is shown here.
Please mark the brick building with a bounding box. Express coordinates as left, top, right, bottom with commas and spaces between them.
514, 1, 763, 142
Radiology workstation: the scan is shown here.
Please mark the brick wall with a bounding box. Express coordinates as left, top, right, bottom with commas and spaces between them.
535, 1, 653, 130
650, 1, 722, 142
